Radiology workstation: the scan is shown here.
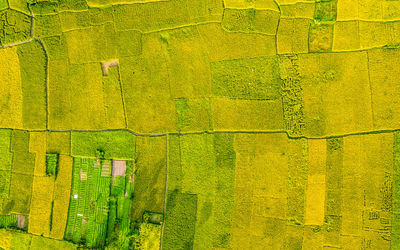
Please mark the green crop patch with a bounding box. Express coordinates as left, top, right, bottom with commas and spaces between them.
29, 0, 59, 15
71, 131, 135, 159
211, 56, 281, 100
0, 214, 17, 229
46, 153, 58, 176
106, 162, 134, 248
314, 0, 338, 22
17, 41, 47, 130
0, 9, 31, 46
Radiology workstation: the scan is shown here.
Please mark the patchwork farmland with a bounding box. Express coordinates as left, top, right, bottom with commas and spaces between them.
1, 0, 400, 249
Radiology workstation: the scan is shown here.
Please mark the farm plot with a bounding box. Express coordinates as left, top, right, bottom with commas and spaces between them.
64, 157, 134, 248
211, 56, 281, 100
197, 23, 276, 62
64, 23, 117, 64
17, 41, 47, 130
0, 129, 13, 205
368, 48, 400, 130
0, 228, 77, 250
175, 98, 212, 132
291, 51, 373, 137
106, 161, 134, 248
0, 0, 7, 10
0, 47, 23, 129
48, 61, 126, 130
64, 157, 112, 248
119, 50, 177, 134
50, 155, 73, 239
0, 9, 31, 46
222, 8, 279, 35
131, 136, 166, 221
157, 27, 212, 99
1, 130, 35, 215
231, 133, 307, 248
164, 133, 235, 249
71, 131, 135, 160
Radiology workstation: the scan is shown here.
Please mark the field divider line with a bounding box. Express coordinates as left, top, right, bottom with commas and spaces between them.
1, 127, 400, 140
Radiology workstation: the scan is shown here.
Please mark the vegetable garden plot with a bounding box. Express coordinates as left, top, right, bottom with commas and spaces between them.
65, 156, 134, 248
65, 157, 111, 248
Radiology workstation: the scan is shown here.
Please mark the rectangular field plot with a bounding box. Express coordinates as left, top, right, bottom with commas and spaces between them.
64, 157, 134, 248
165, 133, 235, 249
368, 48, 400, 130
0, 47, 23, 129
291, 51, 373, 137
211, 56, 281, 100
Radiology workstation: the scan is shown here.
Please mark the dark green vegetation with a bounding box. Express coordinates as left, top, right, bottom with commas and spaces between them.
314, 0, 338, 22
65, 157, 114, 248
106, 164, 135, 249
46, 153, 58, 176
0, 214, 17, 228
0, 9, 31, 46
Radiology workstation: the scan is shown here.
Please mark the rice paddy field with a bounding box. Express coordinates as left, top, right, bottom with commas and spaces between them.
1, 0, 400, 249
